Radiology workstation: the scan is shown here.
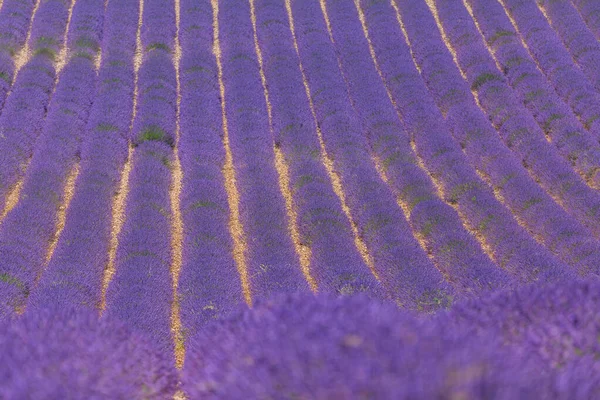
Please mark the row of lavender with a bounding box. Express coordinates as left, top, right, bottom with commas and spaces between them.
1, 0, 600, 368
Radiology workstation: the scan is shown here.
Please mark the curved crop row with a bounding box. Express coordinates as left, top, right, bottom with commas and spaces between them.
218, 0, 310, 300
177, 0, 244, 335
371, 0, 568, 283
0, 0, 75, 317
572, 0, 600, 42
253, 0, 377, 297
30, 0, 133, 312
0, 0, 69, 218
427, 0, 600, 276
287, 0, 451, 311
104, 0, 177, 356
537, 0, 600, 97
465, 0, 600, 190
498, 0, 600, 141
325, 0, 511, 296
0, 0, 37, 108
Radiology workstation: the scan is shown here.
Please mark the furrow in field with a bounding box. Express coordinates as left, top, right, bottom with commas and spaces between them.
104, 0, 179, 358
177, 0, 244, 342
29, 0, 136, 313
217, 0, 310, 302
253, 0, 375, 297
249, 0, 317, 292
43, 162, 79, 268
211, 0, 252, 306
12, 0, 40, 80
0, 0, 39, 112
171, 0, 184, 371
99, 0, 142, 314
286, 0, 452, 311
286, 0, 388, 295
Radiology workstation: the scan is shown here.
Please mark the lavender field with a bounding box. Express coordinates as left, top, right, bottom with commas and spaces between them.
1, 0, 600, 398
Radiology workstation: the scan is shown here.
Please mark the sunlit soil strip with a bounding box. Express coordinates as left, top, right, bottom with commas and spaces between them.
100, 145, 133, 313
409, 140, 497, 264
475, 169, 546, 246
389, 0, 420, 73
100, 0, 143, 314
422, 0, 468, 81
0, 180, 23, 225
55, 0, 76, 74
372, 155, 436, 263
211, 0, 252, 306
284, 0, 379, 281
248, 0, 317, 292
12, 0, 41, 79
352, 0, 441, 269
43, 162, 79, 269
170, 0, 185, 372
460, 0, 505, 78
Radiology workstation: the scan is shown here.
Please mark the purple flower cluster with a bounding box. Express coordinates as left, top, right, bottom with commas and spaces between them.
324, 0, 510, 297
103, 0, 177, 355
253, 0, 381, 297
0, 0, 98, 318
432, 0, 600, 274
466, 0, 600, 189
500, 0, 600, 139
288, 0, 452, 311
182, 291, 550, 399
368, 0, 569, 283
219, 0, 310, 298
0, 306, 177, 399
0, 0, 69, 215
177, 0, 244, 334
0, 0, 37, 105
29, 0, 137, 311
448, 277, 600, 378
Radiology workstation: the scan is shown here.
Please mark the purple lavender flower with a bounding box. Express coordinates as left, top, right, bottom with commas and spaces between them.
0, 305, 177, 399
182, 292, 548, 399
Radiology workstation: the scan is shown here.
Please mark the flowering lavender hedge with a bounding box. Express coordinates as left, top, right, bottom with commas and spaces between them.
500, 0, 600, 140
288, 0, 452, 311
448, 277, 600, 376
182, 292, 555, 399
104, 0, 176, 356
466, 0, 600, 190
367, 0, 569, 283
324, 0, 510, 297
177, 0, 244, 334
29, 0, 137, 312
0, 0, 37, 107
253, 0, 380, 297
434, 0, 600, 266
0, 0, 69, 216
219, 0, 310, 298
0, 306, 177, 398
